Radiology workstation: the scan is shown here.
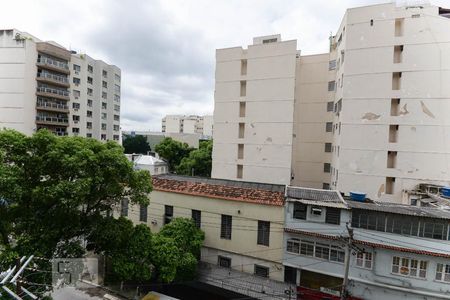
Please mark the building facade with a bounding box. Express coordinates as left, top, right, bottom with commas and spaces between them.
162, 115, 213, 138
119, 174, 292, 299
0, 29, 121, 141
283, 186, 450, 300
212, 3, 450, 203
212, 34, 297, 185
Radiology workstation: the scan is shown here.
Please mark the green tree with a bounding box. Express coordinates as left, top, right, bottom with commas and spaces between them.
122, 134, 151, 154
153, 218, 205, 282
0, 129, 152, 259
154, 137, 193, 171
176, 140, 212, 177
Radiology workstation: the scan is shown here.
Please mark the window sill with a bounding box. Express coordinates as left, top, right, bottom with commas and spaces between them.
390, 272, 427, 281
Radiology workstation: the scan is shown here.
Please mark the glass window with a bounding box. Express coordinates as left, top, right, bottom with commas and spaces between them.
257, 220, 270, 246
192, 210, 201, 228
139, 205, 148, 222
164, 205, 173, 224
218, 256, 231, 268
220, 215, 232, 240
254, 265, 269, 278
300, 240, 314, 257
287, 239, 300, 254
293, 203, 307, 220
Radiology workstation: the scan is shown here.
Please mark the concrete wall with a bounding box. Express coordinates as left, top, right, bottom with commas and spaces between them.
212, 36, 297, 185
331, 4, 450, 202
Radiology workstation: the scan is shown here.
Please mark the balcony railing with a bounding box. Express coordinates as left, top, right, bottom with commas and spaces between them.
37, 86, 69, 98
36, 101, 69, 111
36, 115, 69, 125
37, 57, 69, 71
37, 72, 69, 84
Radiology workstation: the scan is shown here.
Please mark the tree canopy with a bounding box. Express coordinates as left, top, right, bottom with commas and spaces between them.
0, 129, 152, 259
176, 140, 212, 177
154, 137, 193, 171
122, 134, 151, 154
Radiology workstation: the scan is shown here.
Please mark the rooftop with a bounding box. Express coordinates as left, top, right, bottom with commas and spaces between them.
286, 186, 348, 209
152, 174, 285, 206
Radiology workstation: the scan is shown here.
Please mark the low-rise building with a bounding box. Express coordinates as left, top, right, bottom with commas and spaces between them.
120, 174, 291, 299
161, 115, 213, 138
283, 186, 450, 300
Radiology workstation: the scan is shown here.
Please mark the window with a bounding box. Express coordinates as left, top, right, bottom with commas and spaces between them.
324, 163, 331, 173
73, 90, 80, 98
387, 151, 397, 168
391, 98, 400, 116
102, 102, 107, 109
87, 110, 92, 118
389, 125, 399, 143
114, 84, 120, 93
293, 203, 307, 220
73, 115, 80, 122
257, 221, 270, 246
300, 240, 314, 257
239, 102, 246, 117
392, 256, 427, 278
241, 59, 247, 75
72, 102, 80, 109
325, 143, 332, 153
114, 115, 120, 121
114, 104, 120, 111
86, 133, 92, 138
287, 239, 300, 254
101, 134, 106, 140
102, 70, 108, 78
164, 205, 173, 224
315, 243, 330, 260
113, 135, 119, 141
101, 113, 107, 120
394, 45, 404, 63
236, 164, 243, 179
238, 123, 245, 138
115, 74, 121, 82
218, 256, 231, 268
86, 122, 92, 129
436, 263, 450, 282
262, 38, 277, 44
240, 81, 246, 97
120, 198, 128, 216
72, 127, 79, 134
87, 65, 93, 73
102, 81, 107, 88
330, 245, 345, 263
327, 101, 334, 112
87, 99, 93, 107
73, 77, 80, 85
102, 91, 107, 99
87, 88, 93, 96
284, 266, 297, 284
386, 177, 395, 194
323, 183, 330, 190
87, 77, 93, 84
328, 81, 335, 91
73, 64, 81, 72
192, 210, 201, 228
220, 215, 232, 240
329, 60, 336, 70
325, 207, 340, 225
326, 122, 333, 132
237, 144, 244, 159
101, 123, 107, 130
113, 125, 120, 131
139, 205, 148, 222
395, 18, 404, 37
114, 94, 120, 102
356, 252, 373, 269
392, 72, 402, 90
254, 265, 269, 278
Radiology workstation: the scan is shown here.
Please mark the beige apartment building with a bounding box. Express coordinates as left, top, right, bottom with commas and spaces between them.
0, 29, 121, 141
212, 3, 450, 203
212, 34, 297, 185
162, 114, 213, 137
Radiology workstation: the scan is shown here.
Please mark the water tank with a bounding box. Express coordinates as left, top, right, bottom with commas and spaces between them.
350, 191, 366, 202
441, 187, 450, 198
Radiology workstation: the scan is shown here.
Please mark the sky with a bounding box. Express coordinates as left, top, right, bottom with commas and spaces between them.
0, 0, 448, 131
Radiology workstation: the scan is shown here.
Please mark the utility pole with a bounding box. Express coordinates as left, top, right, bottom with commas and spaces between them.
341, 223, 354, 300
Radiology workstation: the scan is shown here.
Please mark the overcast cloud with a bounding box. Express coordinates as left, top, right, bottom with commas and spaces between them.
1, 0, 448, 130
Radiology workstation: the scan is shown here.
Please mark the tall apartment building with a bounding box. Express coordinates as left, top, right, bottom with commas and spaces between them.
0, 29, 121, 141
161, 114, 213, 137
212, 3, 450, 203
212, 34, 297, 185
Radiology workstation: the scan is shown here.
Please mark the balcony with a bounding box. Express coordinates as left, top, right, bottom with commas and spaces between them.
36, 86, 69, 101
36, 72, 69, 87
36, 57, 70, 74
36, 115, 69, 126
36, 100, 69, 113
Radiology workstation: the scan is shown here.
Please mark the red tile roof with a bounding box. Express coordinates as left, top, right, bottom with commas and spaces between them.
284, 227, 450, 258
152, 176, 284, 206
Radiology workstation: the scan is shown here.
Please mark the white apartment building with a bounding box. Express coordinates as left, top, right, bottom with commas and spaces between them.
161, 114, 213, 137
212, 34, 297, 185
0, 29, 121, 141
212, 3, 450, 203
283, 186, 450, 300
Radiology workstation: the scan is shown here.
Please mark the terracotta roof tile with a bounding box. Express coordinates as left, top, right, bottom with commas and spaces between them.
152, 176, 284, 206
